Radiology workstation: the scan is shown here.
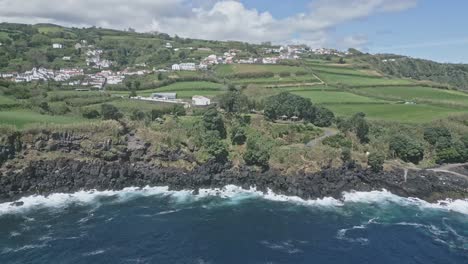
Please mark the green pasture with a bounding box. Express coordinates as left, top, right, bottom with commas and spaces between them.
326, 103, 467, 123
0, 110, 89, 128
353, 86, 468, 107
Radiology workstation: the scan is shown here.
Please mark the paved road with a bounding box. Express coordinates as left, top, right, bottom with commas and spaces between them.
306, 128, 339, 148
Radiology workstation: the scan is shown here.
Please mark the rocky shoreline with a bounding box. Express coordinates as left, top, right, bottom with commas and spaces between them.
1, 158, 467, 204
1, 127, 467, 204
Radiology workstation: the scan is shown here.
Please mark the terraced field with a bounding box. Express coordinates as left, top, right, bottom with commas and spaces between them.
326, 103, 466, 123
111, 81, 225, 99
215, 64, 308, 76
352, 86, 468, 107
290, 90, 388, 104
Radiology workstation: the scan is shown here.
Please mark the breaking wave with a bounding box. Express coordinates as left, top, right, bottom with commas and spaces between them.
0, 186, 466, 216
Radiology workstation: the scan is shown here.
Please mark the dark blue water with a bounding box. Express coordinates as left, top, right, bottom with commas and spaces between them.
0, 187, 467, 264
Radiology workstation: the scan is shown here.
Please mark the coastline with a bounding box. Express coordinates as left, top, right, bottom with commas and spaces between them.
1, 158, 467, 204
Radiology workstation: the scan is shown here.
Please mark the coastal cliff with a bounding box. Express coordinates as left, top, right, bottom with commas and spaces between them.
1, 125, 467, 204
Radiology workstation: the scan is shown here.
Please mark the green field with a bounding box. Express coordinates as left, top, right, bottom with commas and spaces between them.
234, 75, 320, 85
112, 81, 225, 99
326, 103, 467, 123
353, 86, 468, 106
83, 98, 175, 114
215, 64, 306, 76
314, 71, 415, 86
290, 90, 388, 104
0, 110, 89, 128
306, 63, 378, 76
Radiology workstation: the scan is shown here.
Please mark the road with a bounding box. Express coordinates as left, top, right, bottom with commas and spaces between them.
306, 127, 339, 148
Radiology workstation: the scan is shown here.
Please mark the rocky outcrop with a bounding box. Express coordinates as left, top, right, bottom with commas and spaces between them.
1, 158, 467, 203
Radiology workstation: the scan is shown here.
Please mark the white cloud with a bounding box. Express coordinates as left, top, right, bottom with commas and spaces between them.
0, 0, 418, 48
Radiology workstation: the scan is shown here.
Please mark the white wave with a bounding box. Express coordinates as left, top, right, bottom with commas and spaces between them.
342, 189, 468, 215
0, 186, 466, 216
82, 249, 106, 256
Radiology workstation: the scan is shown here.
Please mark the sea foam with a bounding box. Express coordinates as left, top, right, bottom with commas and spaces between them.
0, 185, 466, 216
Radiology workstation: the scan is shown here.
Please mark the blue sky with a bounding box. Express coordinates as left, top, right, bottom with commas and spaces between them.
0, 0, 466, 63
242, 0, 468, 63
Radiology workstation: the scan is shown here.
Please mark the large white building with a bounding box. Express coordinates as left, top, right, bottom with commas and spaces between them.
172, 64, 181, 71
172, 63, 196, 71
192, 96, 211, 106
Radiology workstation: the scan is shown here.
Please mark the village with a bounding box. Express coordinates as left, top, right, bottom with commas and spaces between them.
0, 40, 345, 107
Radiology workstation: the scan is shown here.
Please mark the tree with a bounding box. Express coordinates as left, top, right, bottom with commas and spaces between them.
424, 127, 451, 146
338, 57, 346, 64
355, 117, 369, 143
30, 34, 51, 47
243, 135, 271, 169
134, 80, 141, 90
231, 125, 247, 145
206, 137, 229, 163
125, 81, 132, 90
313, 107, 335, 127
129, 88, 137, 97
131, 109, 146, 121
39, 101, 50, 113
219, 90, 248, 113
368, 152, 385, 172
202, 106, 226, 139
389, 135, 424, 164
157, 72, 163, 81
101, 104, 123, 120
264, 92, 313, 121
178, 51, 188, 60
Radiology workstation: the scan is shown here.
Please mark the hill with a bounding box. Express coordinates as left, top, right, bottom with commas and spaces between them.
354, 53, 468, 91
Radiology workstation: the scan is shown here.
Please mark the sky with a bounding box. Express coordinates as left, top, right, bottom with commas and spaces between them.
0, 0, 467, 63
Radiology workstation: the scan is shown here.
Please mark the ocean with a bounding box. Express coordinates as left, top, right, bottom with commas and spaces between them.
0, 185, 467, 264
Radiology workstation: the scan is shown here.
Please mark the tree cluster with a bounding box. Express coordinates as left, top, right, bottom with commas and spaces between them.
263, 92, 334, 127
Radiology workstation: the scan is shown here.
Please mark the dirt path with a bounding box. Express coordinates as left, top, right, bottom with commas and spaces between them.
403, 162, 468, 180
306, 128, 339, 148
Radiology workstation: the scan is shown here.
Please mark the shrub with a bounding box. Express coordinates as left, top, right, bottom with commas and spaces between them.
279, 72, 291, 77
323, 134, 352, 149
368, 152, 385, 172
131, 110, 146, 121
82, 109, 101, 119
389, 135, 424, 164
231, 125, 247, 145
101, 104, 123, 120
206, 138, 229, 163
341, 147, 352, 163
424, 127, 451, 145
243, 135, 271, 169
435, 147, 461, 164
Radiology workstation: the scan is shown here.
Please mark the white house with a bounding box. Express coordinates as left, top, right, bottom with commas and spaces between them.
62, 56, 71, 61
172, 64, 181, 71
165, 42, 173, 49
192, 96, 211, 106
52, 43, 63, 49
